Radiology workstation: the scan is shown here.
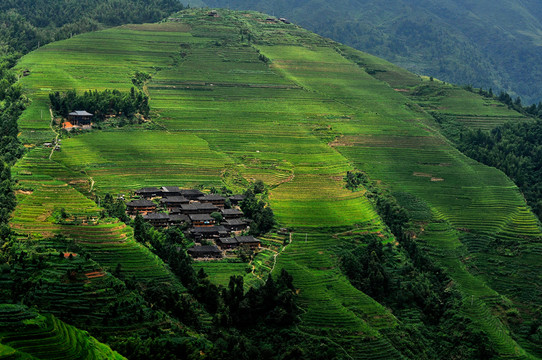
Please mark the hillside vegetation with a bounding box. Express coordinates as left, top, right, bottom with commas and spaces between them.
202, 0, 542, 104
5, 8, 542, 359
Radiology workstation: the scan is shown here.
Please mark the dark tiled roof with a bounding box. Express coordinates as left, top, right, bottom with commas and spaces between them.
189, 214, 214, 221
69, 110, 93, 116
169, 214, 189, 222
160, 196, 189, 204
218, 237, 238, 244
180, 189, 204, 197
126, 199, 155, 207
187, 245, 221, 254
236, 235, 260, 244
221, 208, 244, 216
229, 194, 246, 201
143, 213, 170, 220
180, 203, 218, 211
190, 226, 227, 233
161, 186, 181, 192
136, 187, 161, 194
198, 194, 226, 201
224, 218, 246, 226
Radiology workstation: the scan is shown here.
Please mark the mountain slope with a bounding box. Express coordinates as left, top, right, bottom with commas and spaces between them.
202, 0, 542, 104
11, 8, 542, 358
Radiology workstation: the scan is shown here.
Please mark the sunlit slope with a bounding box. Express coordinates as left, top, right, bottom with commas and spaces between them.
13, 8, 542, 358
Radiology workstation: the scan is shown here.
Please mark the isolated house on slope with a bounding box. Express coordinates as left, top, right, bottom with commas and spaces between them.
68, 111, 93, 126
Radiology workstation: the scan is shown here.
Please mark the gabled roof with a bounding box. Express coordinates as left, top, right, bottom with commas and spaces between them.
236, 235, 260, 244
221, 208, 244, 216
187, 245, 221, 254
161, 186, 181, 193
218, 237, 238, 245
190, 225, 227, 233
180, 189, 204, 197
126, 199, 155, 207
229, 194, 246, 201
224, 218, 246, 226
136, 187, 161, 194
160, 196, 189, 204
69, 110, 93, 116
169, 214, 189, 222
143, 213, 170, 220
180, 203, 218, 211
189, 214, 214, 221
198, 194, 226, 201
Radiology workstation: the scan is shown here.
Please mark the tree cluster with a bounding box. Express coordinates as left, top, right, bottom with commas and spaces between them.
49, 88, 150, 121
240, 181, 275, 236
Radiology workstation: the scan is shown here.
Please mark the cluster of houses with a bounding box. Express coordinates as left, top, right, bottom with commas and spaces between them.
126, 186, 261, 259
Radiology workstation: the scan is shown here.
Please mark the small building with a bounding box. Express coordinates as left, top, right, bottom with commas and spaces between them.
236, 235, 261, 249
189, 225, 229, 240
217, 237, 238, 250
229, 194, 246, 205
197, 194, 226, 208
187, 245, 222, 258
160, 196, 189, 210
126, 199, 156, 215
135, 187, 162, 198
179, 202, 218, 215
143, 212, 170, 228
180, 189, 204, 200
279, 17, 291, 24
161, 186, 182, 197
207, 10, 219, 17
68, 111, 93, 126
223, 218, 248, 232
169, 214, 189, 226
220, 208, 244, 219
189, 213, 216, 227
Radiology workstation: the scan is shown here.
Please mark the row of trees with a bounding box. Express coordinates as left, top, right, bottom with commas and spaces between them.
49, 88, 150, 121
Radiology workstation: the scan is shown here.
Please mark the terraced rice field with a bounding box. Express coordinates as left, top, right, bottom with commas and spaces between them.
0, 304, 124, 359
11, 8, 542, 358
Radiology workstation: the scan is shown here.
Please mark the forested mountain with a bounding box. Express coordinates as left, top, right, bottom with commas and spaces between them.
202, 0, 542, 104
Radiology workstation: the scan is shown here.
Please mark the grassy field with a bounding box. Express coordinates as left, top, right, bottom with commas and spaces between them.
11, 8, 542, 358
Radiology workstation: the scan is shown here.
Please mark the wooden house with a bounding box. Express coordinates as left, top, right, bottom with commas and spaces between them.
169, 214, 189, 226
217, 237, 238, 250
207, 10, 219, 17
161, 186, 182, 197
220, 208, 244, 219
143, 212, 170, 228
187, 245, 222, 259
160, 196, 189, 210
189, 225, 229, 240
135, 187, 162, 198
223, 218, 248, 232
189, 214, 215, 227
197, 194, 226, 208
180, 189, 204, 200
179, 202, 218, 215
126, 199, 156, 215
236, 235, 261, 249
68, 111, 93, 126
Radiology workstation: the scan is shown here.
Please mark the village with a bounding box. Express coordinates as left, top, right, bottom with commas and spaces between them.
126, 186, 261, 260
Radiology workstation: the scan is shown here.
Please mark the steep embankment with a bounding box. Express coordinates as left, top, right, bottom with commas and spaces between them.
11, 8, 542, 358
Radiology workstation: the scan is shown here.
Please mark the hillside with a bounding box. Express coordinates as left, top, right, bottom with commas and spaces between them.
7, 8, 542, 359
202, 0, 542, 104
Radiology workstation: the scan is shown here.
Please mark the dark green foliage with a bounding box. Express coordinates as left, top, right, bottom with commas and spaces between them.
344, 170, 368, 190
49, 88, 150, 121
240, 182, 275, 235
101, 193, 129, 222
457, 121, 542, 219
132, 71, 152, 89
